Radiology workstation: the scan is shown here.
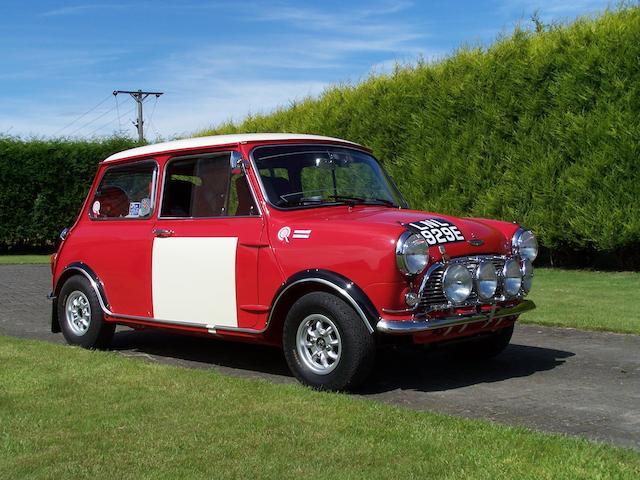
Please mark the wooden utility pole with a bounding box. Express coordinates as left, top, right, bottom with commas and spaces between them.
113, 89, 163, 143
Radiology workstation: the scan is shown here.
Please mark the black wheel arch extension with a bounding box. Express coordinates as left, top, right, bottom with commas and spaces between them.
268, 269, 381, 335
51, 262, 110, 333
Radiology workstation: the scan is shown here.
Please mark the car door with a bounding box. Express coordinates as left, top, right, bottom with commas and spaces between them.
151, 151, 264, 330
83, 159, 158, 317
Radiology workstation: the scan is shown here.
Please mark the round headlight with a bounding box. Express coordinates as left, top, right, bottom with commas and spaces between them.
521, 258, 534, 293
396, 232, 429, 275
475, 261, 498, 300
443, 264, 473, 303
512, 229, 538, 262
503, 258, 522, 297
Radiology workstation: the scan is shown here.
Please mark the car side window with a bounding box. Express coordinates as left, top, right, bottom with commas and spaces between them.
227, 170, 259, 216
161, 153, 258, 218
90, 161, 157, 219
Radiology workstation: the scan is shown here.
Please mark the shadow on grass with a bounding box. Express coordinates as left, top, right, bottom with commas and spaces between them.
110, 328, 574, 394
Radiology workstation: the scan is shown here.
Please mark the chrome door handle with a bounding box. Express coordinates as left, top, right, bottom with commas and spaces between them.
153, 228, 174, 238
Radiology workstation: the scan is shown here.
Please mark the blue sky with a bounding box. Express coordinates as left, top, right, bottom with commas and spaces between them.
0, 0, 614, 140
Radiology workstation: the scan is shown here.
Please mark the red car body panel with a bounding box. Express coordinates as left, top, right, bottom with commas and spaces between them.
51, 135, 533, 347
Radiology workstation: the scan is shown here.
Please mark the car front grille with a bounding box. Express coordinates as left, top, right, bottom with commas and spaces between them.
418, 255, 509, 311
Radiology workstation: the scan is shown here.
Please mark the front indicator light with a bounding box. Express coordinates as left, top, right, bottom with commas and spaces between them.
404, 292, 418, 307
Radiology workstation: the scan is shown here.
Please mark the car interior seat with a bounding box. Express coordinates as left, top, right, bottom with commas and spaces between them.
234, 176, 256, 216
94, 185, 130, 217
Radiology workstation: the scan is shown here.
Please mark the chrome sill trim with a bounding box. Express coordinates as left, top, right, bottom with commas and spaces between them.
110, 311, 266, 334
209, 325, 267, 335
112, 312, 213, 330
376, 300, 535, 334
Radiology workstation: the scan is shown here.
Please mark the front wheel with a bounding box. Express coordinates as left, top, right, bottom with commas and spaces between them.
57, 275, 115, 349
283, 292, 375, 391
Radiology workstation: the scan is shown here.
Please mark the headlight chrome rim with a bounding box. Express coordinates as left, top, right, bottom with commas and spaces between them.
396, 231, 429, 276
442, 264, 473, 304
503, 258, 522, 297
512, 228, 538, 262
474, 260, 498, 300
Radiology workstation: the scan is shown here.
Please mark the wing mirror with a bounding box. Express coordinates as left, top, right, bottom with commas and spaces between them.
230, 151, 248, 170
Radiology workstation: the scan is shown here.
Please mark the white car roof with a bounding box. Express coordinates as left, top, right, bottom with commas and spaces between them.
103, 133, 363, 162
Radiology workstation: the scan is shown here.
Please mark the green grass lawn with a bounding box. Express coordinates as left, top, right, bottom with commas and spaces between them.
525, 269, 640, 334
0, 336, 638, 479
0, 254, 50, 265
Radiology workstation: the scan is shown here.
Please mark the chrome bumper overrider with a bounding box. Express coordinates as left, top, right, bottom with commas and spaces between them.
376, 300, 536, 334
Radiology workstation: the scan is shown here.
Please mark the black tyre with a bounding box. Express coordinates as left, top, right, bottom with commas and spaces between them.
57, 275, 115, 349
458, 324, 514, 360
283, 292, 376, 391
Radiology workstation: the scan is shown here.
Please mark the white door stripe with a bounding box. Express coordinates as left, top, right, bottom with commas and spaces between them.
292, 229, 311, 239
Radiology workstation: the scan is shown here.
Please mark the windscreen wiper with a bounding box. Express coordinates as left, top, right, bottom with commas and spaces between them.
330, 195, 397, 207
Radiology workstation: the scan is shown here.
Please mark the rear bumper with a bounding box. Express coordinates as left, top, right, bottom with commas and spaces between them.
376, 300, 535, 334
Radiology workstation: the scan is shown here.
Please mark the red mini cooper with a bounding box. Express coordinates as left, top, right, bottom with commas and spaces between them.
49, 133, 537, 390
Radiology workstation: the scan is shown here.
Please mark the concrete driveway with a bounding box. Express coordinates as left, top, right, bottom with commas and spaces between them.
1, 264, 638, 450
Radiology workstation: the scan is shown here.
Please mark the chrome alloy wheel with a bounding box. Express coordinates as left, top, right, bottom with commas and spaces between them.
65, 290, 91, 336
296, 314, 342, 375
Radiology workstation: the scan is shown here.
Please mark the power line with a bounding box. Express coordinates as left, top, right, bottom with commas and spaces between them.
147, 96, 159, 125
53, 94, 113, 136
147, 117, 162, 141
67, 103, 119, 137
145, 96, 162, 140
87, 105, 137, 137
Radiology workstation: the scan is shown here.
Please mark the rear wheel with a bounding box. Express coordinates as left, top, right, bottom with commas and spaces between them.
57, 275, 115, 349
283, 292, 375, 391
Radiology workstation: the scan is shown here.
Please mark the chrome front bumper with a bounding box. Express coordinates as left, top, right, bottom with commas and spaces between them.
376, 300, 535, 334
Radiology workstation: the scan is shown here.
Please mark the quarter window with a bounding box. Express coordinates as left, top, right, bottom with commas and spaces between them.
160, 153, 258, 218
90, 161, 157, 219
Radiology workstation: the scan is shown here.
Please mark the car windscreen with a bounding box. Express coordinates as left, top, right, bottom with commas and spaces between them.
252, 145, 407, 209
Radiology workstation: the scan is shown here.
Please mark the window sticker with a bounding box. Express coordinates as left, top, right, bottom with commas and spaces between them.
128, 202, 141, 217
405, 218, 465, 246
92, 200, 101, 216
140, 197, 151, 217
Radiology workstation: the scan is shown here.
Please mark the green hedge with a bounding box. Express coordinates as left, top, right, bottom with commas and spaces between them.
201, 7, 640, 267
0, 137, 135, 251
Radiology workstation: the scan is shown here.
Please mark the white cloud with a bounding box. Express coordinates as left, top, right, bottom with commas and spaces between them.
41, 3, 129, 17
